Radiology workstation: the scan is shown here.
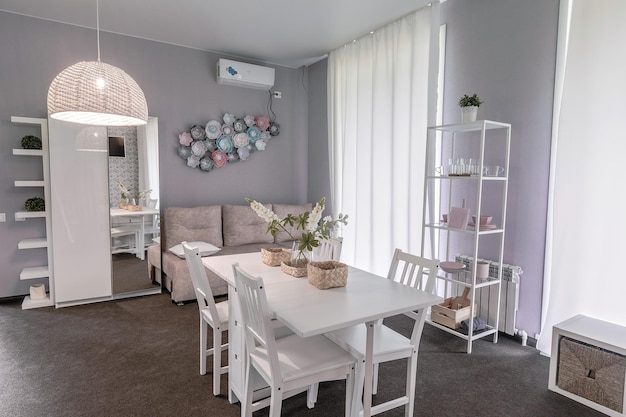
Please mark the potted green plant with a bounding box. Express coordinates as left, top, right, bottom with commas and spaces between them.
458, 93, 483, 122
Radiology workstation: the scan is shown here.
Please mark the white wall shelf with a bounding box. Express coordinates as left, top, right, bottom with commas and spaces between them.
11, 116, 54, 309
20, 266, 49, 280
14, 180, 45, 187
18, 238, 48, 249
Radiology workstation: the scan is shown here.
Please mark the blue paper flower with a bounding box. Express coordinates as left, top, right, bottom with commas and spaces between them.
247, 126, 261, 143
216, 135, 234, 153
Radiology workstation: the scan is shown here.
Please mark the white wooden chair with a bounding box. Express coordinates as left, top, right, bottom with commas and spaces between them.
182, 242, 229, 396
313, 237, 343, 261
325, 248, 439, 417
110, 226, 140, 256
232, 263, 357, 417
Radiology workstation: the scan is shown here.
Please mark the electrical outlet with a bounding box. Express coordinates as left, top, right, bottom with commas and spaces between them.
0, 213, 5, 222
273, 91, 282, 99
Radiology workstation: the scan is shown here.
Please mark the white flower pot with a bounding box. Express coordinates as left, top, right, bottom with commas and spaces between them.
461, 106, 478, 122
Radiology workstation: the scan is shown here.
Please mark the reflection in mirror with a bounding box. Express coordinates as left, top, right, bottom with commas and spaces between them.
108, 117, 161, 297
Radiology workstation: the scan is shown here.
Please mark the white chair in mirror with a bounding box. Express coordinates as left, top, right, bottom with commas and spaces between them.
324, 248, 439, 417
183, 241, 229, 396
110, 225, 141, 256
232, 263, 356, 417
312, 237, 343, 261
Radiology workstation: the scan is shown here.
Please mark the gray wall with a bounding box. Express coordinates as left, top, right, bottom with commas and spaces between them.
0, 11, 307, 298
306, 0, 560, 338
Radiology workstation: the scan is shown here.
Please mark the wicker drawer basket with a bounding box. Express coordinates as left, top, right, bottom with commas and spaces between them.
261, 247, 291, 267
307, 261, 348, 290
557, 336, 626, 413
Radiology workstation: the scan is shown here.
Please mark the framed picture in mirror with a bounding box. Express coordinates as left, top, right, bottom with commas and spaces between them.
108, 136, 126, 157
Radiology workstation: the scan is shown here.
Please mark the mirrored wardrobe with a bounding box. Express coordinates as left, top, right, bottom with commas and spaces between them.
49, 118, 161, 307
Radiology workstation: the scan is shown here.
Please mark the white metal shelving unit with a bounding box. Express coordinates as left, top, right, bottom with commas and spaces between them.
11, 116, 54, 309
422, 120, 511, 353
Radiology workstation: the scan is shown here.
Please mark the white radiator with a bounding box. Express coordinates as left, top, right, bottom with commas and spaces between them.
455, 255, 524, 340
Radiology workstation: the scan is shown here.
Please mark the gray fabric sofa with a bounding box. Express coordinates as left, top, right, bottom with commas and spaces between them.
147, 203, 311, 303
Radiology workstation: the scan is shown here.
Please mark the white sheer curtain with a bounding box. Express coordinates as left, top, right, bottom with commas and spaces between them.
328, 6, 433, 276
537, 0, 626, 355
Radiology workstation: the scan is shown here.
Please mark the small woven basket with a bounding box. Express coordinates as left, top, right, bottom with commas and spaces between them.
261, 247, 291, 266
307, 261, 348, 290
281, 259, 309, 277
126, 205, 142, 211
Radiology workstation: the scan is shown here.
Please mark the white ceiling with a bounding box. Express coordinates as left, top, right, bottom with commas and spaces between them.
0, 0, 431, 68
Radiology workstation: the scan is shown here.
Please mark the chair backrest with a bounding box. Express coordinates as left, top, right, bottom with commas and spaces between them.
147, 198, 158, 209
313, 237, 343, 261
386, 248, 439, 345
183, 242, 220, 322
232, 263, 281, 381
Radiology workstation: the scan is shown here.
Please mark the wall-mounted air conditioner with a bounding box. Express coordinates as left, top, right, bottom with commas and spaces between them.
216, 59, 275, 90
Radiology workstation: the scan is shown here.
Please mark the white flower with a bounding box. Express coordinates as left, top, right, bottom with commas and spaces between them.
117, 181, 130, 199
306, 198, 325, 233
247, 199, 278, 223
255, 139, 266, 151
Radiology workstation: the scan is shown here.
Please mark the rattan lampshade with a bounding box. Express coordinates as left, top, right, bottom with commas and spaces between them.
75, 125, 108, 152
47, 60, 148, 126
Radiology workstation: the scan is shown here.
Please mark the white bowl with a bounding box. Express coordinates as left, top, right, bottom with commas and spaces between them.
440, 261, 466, 274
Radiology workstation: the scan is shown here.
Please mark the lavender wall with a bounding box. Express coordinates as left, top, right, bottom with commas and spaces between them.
0, 12, 307, 298
440, 0, 559, 338
306, 1, 559, 338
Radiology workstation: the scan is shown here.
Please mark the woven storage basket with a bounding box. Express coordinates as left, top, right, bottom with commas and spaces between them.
557, 336, 626, 412
307, 261, 348, 290
127, 205, 142, 211
261, 248, 291, 266
280, 259, 308, 277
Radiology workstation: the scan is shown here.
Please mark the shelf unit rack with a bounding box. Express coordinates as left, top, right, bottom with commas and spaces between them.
422, 120, 511, 353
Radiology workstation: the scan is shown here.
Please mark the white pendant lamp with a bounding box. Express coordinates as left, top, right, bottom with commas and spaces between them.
47, 0, 148, 126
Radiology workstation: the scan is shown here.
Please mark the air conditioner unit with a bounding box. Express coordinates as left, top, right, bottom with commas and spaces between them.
216, 59, 275, 90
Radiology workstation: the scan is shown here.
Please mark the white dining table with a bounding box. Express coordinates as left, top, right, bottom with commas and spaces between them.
110, 207, 159, 260
203, 251, 442, 417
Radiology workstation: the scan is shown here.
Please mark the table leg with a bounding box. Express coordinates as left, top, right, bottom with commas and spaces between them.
362, 321, 375, 417
138, 215, 146, 260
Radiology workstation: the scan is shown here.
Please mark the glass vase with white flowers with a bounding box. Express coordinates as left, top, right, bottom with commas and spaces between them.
247, 197, 348, 265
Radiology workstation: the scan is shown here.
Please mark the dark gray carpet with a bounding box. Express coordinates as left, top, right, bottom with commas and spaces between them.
0, 294, 605, 417
112, 253, 158, 295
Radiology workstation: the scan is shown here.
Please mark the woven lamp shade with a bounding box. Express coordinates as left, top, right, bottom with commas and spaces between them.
47, 61, 148, 126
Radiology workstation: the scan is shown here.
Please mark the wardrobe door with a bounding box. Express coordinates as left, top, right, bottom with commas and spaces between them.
49, 119, 112, 305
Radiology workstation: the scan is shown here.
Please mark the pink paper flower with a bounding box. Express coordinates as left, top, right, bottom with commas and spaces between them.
232, 132, 249, 148
255, 115, 270, 131
179, 132, 193, 146
211, 150, 228, 167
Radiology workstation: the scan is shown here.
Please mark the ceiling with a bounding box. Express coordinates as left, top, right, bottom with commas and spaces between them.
0, 0, 431, 68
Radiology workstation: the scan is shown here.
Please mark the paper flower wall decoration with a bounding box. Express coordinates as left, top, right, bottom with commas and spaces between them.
177, 112, 280, 172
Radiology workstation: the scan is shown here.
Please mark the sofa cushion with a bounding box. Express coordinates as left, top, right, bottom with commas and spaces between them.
222, 204, 274, 246
272, 203, 313, 242
164, 206, 223, 249
168, 241, 221, 258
